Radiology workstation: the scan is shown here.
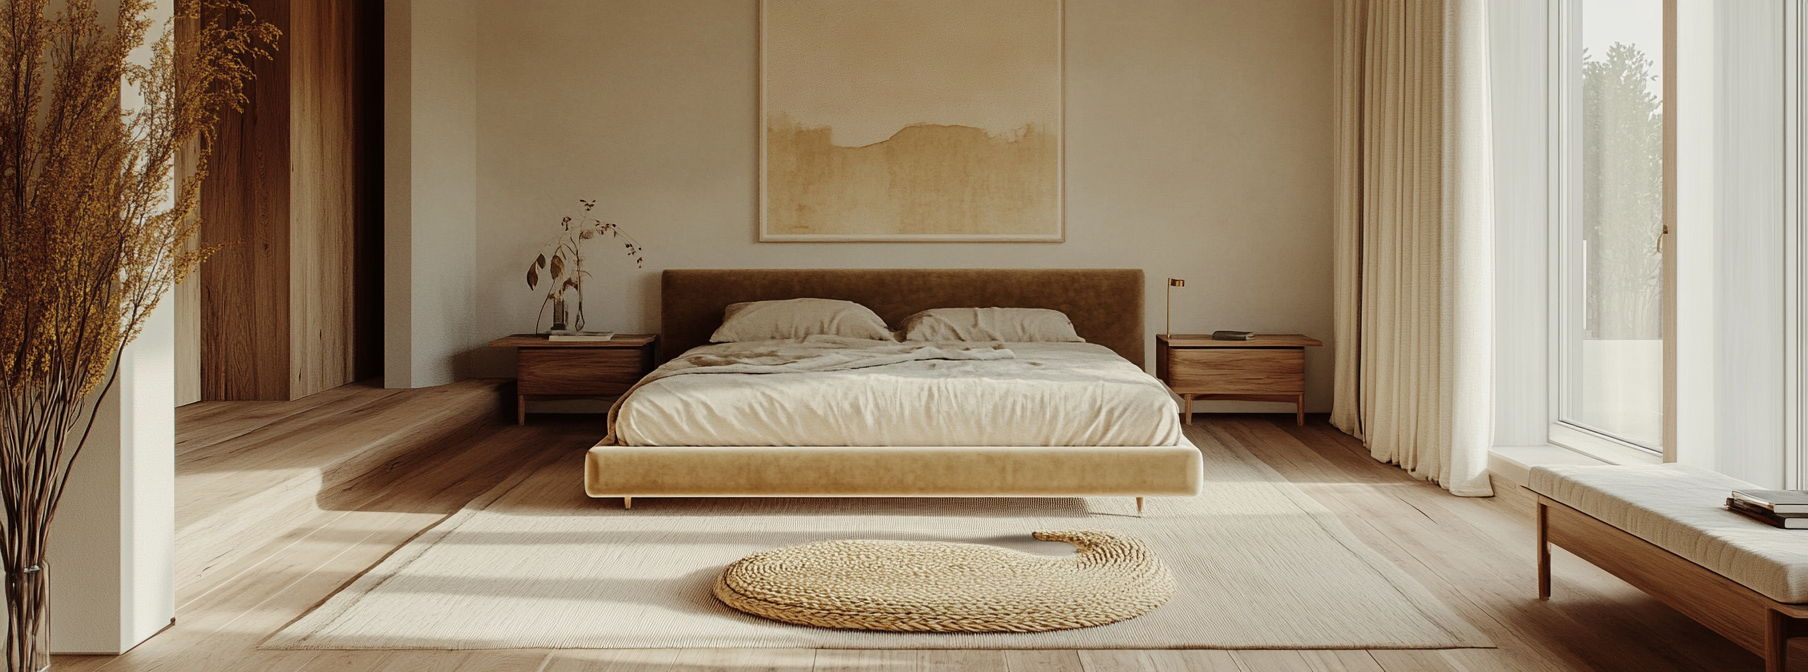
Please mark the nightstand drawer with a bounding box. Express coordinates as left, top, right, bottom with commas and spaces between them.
1166, 348, 1305, 395
517, 348, 651, 395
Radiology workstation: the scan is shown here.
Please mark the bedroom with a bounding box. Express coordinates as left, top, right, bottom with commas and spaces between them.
4, 0, 1799, 671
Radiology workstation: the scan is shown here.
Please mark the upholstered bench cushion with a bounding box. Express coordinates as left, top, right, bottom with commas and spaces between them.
1530, 464, 1808, 604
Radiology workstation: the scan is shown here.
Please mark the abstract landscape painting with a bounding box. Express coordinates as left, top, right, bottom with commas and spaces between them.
761, 0, 1064, 242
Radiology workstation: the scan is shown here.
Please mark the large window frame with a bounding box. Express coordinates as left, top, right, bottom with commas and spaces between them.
1548, 0, 1667, 464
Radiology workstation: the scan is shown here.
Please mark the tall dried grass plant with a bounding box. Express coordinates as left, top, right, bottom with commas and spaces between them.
0, 1, 273, 668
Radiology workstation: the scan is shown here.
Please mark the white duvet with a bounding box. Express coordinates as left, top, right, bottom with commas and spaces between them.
607, 336, 1181, 447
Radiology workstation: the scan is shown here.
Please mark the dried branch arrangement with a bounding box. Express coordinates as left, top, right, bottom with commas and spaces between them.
0, 1, 275, 669
524, 199, 645, 333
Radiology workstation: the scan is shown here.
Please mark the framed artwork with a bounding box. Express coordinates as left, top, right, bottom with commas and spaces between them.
760, 0, 1064, 242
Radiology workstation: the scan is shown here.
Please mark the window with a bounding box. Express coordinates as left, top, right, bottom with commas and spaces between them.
1555, 0, 1665, 454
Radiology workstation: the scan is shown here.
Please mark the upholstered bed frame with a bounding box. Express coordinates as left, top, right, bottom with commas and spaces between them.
656, 268, 1146, 365
584, 268, 1204, 508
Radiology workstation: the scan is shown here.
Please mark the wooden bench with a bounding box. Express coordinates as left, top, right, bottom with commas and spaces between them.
1532, 465, 1808, 672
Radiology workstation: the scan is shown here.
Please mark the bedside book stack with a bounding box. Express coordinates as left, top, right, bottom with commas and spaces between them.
548, 331, 614, 342
1726, 489, 1808, 529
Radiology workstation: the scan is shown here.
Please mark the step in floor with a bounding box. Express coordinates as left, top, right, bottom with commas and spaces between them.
173, 379, 509, 593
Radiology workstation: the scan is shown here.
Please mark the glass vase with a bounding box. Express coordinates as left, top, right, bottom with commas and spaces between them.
6, 563, 48, 672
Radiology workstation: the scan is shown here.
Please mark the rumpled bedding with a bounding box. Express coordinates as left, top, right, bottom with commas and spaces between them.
606, 335, 1181, 447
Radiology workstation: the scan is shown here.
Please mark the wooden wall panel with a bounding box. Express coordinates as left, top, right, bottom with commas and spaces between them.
200, 0, 380, 401
174, 13, 202, 406
201, 0, 292, 401
289, 0, 357, 398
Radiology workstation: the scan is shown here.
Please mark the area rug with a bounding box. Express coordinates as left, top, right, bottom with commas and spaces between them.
264, 426, 1492, 650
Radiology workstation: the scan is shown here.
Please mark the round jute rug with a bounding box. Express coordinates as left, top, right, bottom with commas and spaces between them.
712, 530, 1175, 633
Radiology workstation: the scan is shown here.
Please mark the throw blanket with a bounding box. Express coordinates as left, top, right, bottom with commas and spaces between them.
602, 337, 1016, 445
660, 337, 1016, 376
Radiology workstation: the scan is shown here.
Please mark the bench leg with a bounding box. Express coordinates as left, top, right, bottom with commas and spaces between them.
1537, 498, 1551, 600
1769, 609, 1789, 672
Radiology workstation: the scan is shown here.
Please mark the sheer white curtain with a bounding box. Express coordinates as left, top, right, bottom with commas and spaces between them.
1331, 0, 1495, 496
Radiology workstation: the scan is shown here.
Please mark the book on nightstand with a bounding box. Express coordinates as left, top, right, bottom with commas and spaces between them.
548, 331, 614, 342
1727, 498, 1808, 529
1211, 330, 1256, 341
1731, 489, 1808, 513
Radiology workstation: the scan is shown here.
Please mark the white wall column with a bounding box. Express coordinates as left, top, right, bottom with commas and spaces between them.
1488, 0, 1551, 449
384, 0, 480, 388
43, 0, 178, 652
1670, 0, 1716, 472
46, 303, 176, 653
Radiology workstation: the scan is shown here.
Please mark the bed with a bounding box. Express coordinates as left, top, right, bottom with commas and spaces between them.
584, 268, 1205, 508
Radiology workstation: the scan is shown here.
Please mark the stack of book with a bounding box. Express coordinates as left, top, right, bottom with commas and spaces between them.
1726, 489, 1808, 529
548, 331, 614, 342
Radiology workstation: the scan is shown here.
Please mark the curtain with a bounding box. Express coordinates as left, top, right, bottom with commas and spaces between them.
1331, 0, 1495, 497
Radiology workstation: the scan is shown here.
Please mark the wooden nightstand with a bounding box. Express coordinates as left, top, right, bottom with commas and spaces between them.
488, 334, 658, 424
1156, 334, 1323, 426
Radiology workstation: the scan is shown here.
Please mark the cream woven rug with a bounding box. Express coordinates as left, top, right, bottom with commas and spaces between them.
266, 427, 1491, 650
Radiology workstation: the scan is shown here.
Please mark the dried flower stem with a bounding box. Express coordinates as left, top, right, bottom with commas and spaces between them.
0, 1, 275, 668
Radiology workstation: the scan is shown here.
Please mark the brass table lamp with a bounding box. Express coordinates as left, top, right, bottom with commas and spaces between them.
1166, 278, 1185, 336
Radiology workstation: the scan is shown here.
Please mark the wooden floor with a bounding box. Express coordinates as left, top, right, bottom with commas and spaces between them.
49, 393, 1790, 671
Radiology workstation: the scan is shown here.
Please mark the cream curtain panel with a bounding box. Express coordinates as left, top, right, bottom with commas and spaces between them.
1331, 0, 1494, 497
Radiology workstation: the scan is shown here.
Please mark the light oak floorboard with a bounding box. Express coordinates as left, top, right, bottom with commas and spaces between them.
175, 381, 397, 458
811, 650, 921, 672
1366, 650, 1463, 672
1216, 418, 1757, 672
56, 403, 1805, 672
1078, 650, 1242, 672
1004, 650, 1085, 672
921, 650, 1009, 672
671, 648, 817, 672
304, 649, 472, 671
1233, 650, 1383, 672
450, 649, 555, 672
544, 648, 682, 672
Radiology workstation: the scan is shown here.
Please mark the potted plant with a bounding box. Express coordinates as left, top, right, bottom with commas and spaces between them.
0, 1, 275, 669
524, 199, 645, 334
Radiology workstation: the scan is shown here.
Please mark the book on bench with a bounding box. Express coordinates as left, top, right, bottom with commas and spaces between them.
1731, 489, 1808, 513
1726, 498, 1808, 529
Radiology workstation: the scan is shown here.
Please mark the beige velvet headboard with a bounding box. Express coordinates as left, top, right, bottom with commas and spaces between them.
660, 269, 1145, 365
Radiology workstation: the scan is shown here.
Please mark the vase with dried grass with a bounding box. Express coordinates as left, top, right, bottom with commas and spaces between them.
0, 0, 274, 669
524, 199, 645, 334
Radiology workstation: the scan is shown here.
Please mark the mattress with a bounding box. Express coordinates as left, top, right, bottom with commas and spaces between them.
609, 337, 1182, 448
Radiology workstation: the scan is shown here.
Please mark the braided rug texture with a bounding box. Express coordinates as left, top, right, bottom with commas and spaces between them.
713, 530, 1174, 632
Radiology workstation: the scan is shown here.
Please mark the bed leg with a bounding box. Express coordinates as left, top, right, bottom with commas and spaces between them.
624, 496, 632, 510
1136, 497, 1144, 515
1537, 498, 1551, 600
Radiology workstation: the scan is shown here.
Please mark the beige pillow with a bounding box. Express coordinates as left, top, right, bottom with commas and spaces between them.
709, 298, 896, 343
899, 307, 1085, 343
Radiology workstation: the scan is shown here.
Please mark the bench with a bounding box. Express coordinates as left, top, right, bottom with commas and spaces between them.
1531, 464, 1808, 672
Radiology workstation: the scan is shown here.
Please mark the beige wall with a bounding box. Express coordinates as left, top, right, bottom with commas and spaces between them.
465, 0, 1335, 411
386, 0, 481, 388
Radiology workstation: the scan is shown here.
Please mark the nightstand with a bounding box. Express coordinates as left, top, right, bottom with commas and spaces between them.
488, 334, 658, 424
1156, 334, 1323, 426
